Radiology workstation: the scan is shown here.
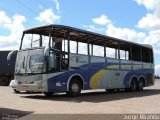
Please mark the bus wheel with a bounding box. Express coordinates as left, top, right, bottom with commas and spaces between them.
44, 92, 54, 97
0, 76, 10, 86
14, 89, 20, 93
137, 79, 144, 91
105, 89, 115, 93
67, 79, 81, 97
129, 78, 137, 92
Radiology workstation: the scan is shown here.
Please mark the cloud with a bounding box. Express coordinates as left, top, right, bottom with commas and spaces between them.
135, 0, 160, 30
134, 0, 160, 14
137, 13, 160, 30
92, 14, 112, 26
83, 25, 104, 33
135, 0, 160, 31
143, 30, 160, 54
135, 0, 160, 54
36, 8, 60, 24
135, 0, 156, 10
53, 0, 60, 11
106, 24, 146, 43
0, 11, 11, 27
0, 11, 26, 50
91, 14, 146, 44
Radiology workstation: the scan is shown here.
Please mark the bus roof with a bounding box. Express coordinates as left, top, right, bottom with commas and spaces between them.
23, 24, 152, 50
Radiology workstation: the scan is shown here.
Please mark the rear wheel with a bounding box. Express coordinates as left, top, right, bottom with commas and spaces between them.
0, 76, 10, 86
105, 89, 115, 93
137, 79, 144, 91
128, 78, 137, 92
66, 79, 81, 97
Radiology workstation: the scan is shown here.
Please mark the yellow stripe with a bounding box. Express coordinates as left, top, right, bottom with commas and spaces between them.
90, 69, 106, 89
107, 65, 119, 69
89, 65, 131, 89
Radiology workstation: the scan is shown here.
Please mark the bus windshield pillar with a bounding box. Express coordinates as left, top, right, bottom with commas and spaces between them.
39, 35, 42, 47
19, 33, 24, 50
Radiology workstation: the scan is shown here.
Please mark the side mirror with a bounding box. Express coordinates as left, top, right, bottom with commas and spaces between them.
7, 51, 17, 65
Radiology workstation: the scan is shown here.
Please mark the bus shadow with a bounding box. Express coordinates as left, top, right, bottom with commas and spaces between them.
0, 107, 33, 119
21, 89, 160, 103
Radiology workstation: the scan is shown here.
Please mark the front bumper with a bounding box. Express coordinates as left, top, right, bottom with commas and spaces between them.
16, 84, 45, 92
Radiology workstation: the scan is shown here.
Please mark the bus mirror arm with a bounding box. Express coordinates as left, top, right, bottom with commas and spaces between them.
7, 50, 17, 65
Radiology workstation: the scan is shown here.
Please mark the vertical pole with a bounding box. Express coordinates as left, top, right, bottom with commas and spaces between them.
115, 49, 117, 59
39, 35, 42, 47
67, 30, 70, 69
91, 44, 93, 56
76, 41, 78, 54
63, 32, 66, 52
118, 43, 121, 70
31, 34, 33, 48
130, 47, 133, 71
141, 47, 143, 69
87, 35, 90, 66
104, 41, 106, 57
87, 35, 90, 56
104, 41, 107, 69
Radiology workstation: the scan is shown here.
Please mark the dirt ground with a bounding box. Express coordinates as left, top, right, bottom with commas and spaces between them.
0, 80, 160, 120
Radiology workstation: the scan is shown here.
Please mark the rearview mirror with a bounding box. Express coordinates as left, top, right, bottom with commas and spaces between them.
7, 51, 17, 65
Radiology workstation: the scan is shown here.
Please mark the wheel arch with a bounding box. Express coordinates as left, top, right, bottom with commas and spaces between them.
67, 74, 84, 91
129, 75, 138, 87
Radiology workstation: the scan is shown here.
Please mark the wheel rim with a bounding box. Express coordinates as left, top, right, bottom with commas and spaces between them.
71, 83, 79, 93
139, 81, 143, 89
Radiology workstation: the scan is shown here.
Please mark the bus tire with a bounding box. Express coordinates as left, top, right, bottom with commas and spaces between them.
14, 89, 20, 93
0, 76, 10, 86
137, 79, 144, 91
105, 89, 115, 93
44, 92, 54, 97
129, 78, 137, 92
67, 79, 81, 97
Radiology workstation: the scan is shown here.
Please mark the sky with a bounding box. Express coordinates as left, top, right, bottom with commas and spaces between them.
0, 0, 160, 75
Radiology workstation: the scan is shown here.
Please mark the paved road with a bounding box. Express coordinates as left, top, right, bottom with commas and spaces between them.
0, 80, 160, 119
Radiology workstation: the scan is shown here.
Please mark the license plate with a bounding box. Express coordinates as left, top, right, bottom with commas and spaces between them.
23, 86, 28, 91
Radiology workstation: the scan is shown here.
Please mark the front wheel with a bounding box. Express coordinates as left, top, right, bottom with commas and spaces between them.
66, 79, 81, 97
44, 92, 54, 97
14, 89, 20, 93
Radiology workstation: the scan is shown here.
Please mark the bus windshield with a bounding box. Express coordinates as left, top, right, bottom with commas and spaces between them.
15, 49, 45, 74
21, 33, 49, 49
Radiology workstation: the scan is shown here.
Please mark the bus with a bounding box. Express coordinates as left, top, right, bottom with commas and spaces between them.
7, 24, 155, 96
